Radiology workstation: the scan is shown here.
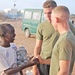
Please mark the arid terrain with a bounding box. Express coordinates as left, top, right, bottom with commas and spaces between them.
0, 19, 75, 75
0, 19, 36, 56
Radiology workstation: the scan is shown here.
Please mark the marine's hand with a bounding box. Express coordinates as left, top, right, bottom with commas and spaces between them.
36, 55, 44, 64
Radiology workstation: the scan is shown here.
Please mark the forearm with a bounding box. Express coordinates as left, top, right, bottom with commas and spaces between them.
4, 59, 39, 75
33, 47, 41, 72
33, 47, 41, 70
34, 39, 42, 57
34, 47, 41, 56
42, 59, 50, 65
57, 70, 69, 75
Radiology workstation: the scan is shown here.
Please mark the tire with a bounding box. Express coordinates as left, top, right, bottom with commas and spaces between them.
25, 29, 31, 37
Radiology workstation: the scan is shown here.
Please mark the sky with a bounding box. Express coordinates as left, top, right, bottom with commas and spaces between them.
0, 0, 75, 14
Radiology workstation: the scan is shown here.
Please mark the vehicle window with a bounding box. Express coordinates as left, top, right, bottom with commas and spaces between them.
43, 14, 46, 21
32, 12, 41, 20
41, 12, 46, 22
24, 11, 32, 19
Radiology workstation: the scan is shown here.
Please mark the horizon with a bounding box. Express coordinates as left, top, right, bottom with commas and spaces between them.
0, 0, 75, 14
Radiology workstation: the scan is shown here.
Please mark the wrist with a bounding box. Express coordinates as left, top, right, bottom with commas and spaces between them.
41, 59, 45, 64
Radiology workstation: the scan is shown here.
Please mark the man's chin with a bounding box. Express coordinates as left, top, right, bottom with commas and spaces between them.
47, 19, 51, 22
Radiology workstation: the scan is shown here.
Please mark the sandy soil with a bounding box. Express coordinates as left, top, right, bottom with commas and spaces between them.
0, 19, 75, 75
0, 19, 36, 56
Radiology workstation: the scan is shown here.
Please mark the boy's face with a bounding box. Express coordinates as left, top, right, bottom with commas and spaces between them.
4, 27, 16, 43
51, 12, 57, 30
43, 7, 53, 22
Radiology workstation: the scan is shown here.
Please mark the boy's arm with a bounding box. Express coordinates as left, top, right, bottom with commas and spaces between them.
4, 58, 39, 75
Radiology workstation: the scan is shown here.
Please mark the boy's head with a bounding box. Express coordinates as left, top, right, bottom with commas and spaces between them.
0, 23, 16, 43
43, 0, 57, 22
51, 6, 70, 30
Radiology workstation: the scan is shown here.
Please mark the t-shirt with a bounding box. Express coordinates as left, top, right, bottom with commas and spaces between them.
50, 31, 75, 75
69, 21, 75, 35
36, 20, 59, 59
36, 20, 75, 60
0, 43, 17, 75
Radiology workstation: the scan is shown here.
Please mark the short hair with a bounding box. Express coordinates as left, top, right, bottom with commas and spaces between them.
52, 6, 70, 20
43, 0, 57, 8
0, 23, 14, 37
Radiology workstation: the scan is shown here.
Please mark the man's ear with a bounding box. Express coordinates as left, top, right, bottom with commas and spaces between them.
56, 17, 59, 23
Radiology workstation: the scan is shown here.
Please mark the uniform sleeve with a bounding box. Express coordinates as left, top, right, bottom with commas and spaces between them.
69, 21, 75, 36
0, 53, 9, 71
36, 24, 43, 40
59, 40, 72, 60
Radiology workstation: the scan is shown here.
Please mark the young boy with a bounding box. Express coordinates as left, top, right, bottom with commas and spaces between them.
50, 6, 75, 75
0, 23, 39, 75
0, 23, 18, 75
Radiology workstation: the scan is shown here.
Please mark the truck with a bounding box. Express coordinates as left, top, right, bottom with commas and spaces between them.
22, 9, 45, 37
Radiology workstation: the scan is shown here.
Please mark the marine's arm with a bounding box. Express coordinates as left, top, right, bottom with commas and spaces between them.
36, 55, 50, 65
34, 39, 42, 56
57, 40, 72, 75
57, 60, 70, 75
32, 39, 42, 75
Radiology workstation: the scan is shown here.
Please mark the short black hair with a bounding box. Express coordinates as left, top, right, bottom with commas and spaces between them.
0, 23, 14, 37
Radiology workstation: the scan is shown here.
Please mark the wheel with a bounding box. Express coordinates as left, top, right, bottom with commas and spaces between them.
25, 29, 31, 37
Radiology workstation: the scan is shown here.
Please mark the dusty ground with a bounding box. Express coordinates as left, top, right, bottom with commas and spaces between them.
0, 19, 36, 56
0, 19, 75, 75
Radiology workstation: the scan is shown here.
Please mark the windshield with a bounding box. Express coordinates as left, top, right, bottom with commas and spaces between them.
32, 12, 41, 20
24, 11, 32, 19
